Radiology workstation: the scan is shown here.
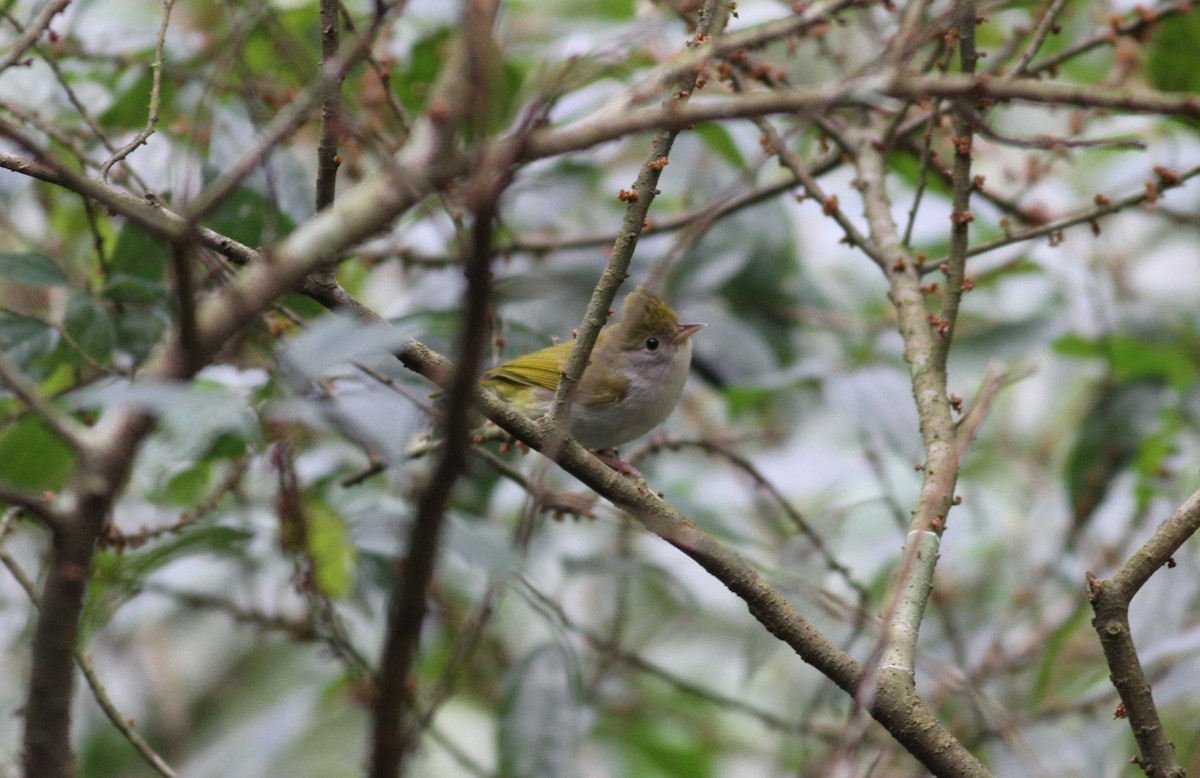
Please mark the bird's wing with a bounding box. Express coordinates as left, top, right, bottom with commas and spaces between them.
482, 341, 570, 391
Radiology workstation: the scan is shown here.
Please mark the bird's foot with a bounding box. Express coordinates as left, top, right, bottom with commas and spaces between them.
592, 450, 643, 479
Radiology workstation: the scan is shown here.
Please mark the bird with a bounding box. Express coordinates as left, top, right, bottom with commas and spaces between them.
481, 286, 703, 473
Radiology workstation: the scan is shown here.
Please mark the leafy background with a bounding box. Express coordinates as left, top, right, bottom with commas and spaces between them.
2, 0, 1200, 776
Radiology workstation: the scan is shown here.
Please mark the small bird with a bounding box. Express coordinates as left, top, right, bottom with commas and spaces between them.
483, 286, 703, 471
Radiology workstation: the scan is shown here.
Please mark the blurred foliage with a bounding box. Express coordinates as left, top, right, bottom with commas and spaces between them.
0, 1, 1199, 777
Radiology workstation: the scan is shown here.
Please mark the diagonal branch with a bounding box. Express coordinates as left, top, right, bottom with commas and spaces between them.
1086, 489, 1200, 778
389, 336, 994, 778
0, 0, 71, 73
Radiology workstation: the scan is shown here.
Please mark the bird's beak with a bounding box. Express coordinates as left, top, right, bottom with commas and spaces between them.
673, 322, 705, 345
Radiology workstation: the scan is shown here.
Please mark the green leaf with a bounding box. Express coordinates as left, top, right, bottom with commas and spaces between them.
613, 717, 716, 778
279, 313, 418, 380
570, 0, 634, 18
0, 252, 67, 287
305, 501, 357, 598
85, 524, 254, 637
205, 185, 296, 248
154, 462, 212, 507
70, 379, 258, 458
498, 643, 584, 778
722, 385, 774, 417
1055, 333, 1199, 390
1052, 333, 1103, 359
888, 150, 952, 196
241, 5, 318, 78
109, 223, 169, 281
1148, 11, 1200, 94
1147, 10, 1200, 132
1030, 602, 1090, 704
395, 29, 453, 114
62, 292, 116, 366
1065, 379, 1166, 537
95, 526, 254, 581
99, 67, 179, 129
113, 308, 167, 364
0, 416, 75, 493
103, 273, 170, 305
0, 312, 58, 369
1106, 336, 1197, 390
694, 123, 746, 171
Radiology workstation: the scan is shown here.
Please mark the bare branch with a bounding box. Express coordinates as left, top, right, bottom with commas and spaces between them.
370, 2, 507, 773
394, 336, 994, 778
521, 74, 1200, 162
940, 162, 1200, 267
853, 1, 981, 709
98, 0, 177, 180
0, 510, 177, 778
1087, 490, 1200, 778
954, 363, 1035, 456
0, 0, 70, 73
1006, 0, 1070, 79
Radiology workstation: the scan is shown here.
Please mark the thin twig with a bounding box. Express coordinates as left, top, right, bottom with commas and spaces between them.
98, 0, 176, 180
931, 162, 1200, 270
1027, 0, 1192, 77
182, 4, 395, 222
753, 113, 888, 269
519, 577, 819, 734
954, 363, 1035, 456
1006, 0, 1070, 79
639, 437, 871, 613
0, 0, 70, 73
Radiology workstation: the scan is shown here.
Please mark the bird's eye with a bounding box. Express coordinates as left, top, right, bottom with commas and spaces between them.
645, 337, 660, 351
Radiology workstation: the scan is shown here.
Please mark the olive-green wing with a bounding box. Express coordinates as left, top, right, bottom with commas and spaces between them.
482, 340, 571, 391
577, 361, 628, 407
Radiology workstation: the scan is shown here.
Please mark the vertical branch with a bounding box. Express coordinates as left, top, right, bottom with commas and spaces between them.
315, 0, 343, 213
855, 1, 979, 694
98, 0, 176, 180
22, 412, 158, 778
368, 2, 502, 775
169, 237, 200, 373
933, 0, 978, 366
307, 0, 345, 293
0, 510, 177, 778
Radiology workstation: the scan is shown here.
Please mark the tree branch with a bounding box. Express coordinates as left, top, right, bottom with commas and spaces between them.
0, 0, 70, 73
369, 2, 505, 774
1087, 490, 1200, 778
391, 337, 995, 778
